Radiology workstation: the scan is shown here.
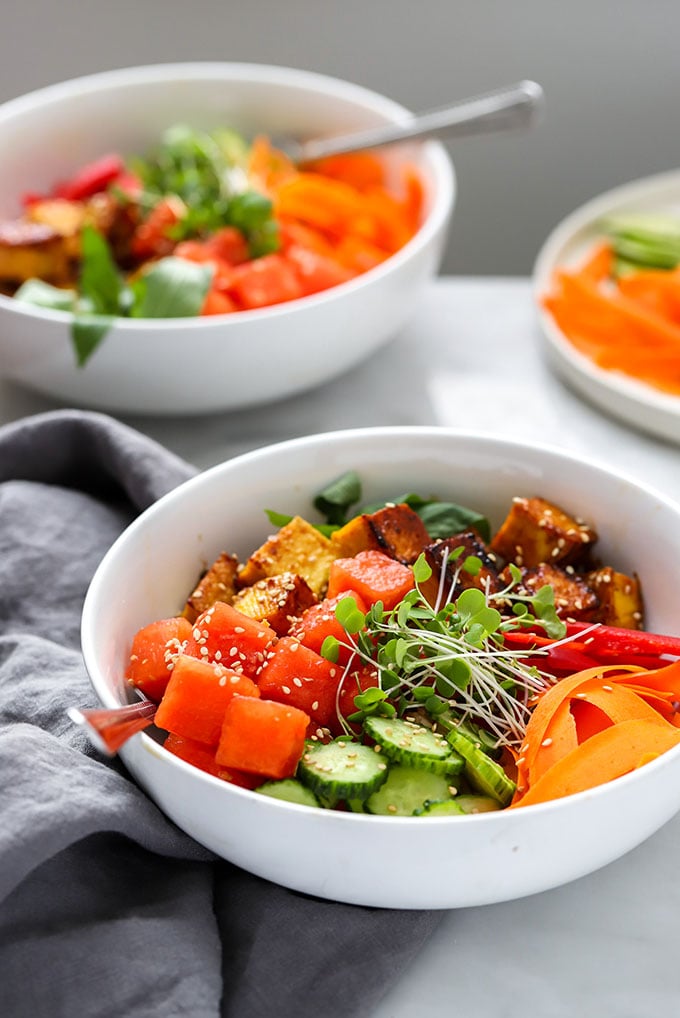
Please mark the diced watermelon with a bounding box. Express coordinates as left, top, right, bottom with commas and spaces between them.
288, 591, 368, 663
334, 663, 382, 734
164, 733, 261, 788
154, 654, 260, 745
215, 695, 309, 779
257, 636, 343, 728
184, 601, 276, 678
326, 549, 415, 610
126, 616, 193, 701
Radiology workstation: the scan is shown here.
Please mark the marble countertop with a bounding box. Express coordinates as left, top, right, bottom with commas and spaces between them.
3, 277, 678, 1018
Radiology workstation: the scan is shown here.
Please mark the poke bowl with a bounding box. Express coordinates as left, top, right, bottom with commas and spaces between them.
0, 63, 454, 415
80, 427, 680, 908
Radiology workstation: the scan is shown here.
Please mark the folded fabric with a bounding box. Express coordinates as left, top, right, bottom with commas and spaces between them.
0, 409, 441, 1018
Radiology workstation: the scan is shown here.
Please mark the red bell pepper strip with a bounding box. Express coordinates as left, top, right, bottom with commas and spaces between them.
22, 154, 127, 207
563, 620, 680, 660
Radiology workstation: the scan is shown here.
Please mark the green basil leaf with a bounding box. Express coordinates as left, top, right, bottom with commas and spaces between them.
131, 257, 213, 318
14, 279, 76, 312
313, 470, 362, 526
79, 226, 125, 315
416, 501, 491, 542
264, 509, 294, 528
71, 314, 115, 367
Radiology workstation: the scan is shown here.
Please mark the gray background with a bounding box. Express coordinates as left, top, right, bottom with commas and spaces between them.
2, 0, 678, 276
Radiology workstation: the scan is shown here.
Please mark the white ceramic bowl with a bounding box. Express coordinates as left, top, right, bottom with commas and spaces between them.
0, 64, 454, 415
81, 427, 680, 909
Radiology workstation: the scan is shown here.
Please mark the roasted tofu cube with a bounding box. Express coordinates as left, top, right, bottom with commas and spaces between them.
25, 198, 86, 241
490, 496, 597, 568
0, 220, 74, 285
232, 572, 317, 635
182, 552, 239, 623
587, 566, 644, 629
420, 531, 502, 607
331, 503, 430, 564
506, 562, 599, 621
237, 516, 338, 597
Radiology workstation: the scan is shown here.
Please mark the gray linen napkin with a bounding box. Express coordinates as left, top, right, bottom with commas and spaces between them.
0, 409, 440, 1018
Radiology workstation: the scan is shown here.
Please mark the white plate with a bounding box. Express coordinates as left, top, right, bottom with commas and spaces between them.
533, 169, 680, 444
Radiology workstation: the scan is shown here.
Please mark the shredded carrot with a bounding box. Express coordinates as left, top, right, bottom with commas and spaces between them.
512, 719, 680, 807
310, 152, 386, 191
512, 661, 680, 806
542, 242, 680, 393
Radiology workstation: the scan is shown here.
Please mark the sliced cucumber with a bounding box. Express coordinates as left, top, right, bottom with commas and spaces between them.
364, 716, 464, 776
297, 739, 389, 802
445, 729, 516, 806
365, 765, 454, 816
255, 778, 320, 808
454, 794, 502, 814
414, 799, 466, 817
435, 710, 501, 758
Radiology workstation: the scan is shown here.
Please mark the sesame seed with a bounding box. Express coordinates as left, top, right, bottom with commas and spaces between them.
234, 626, 245, 634
541, 737, 553, 747
602, 684, 613, 692
312, 701, 319, 711
293, 677, 303, 687
282, 685, 291, 694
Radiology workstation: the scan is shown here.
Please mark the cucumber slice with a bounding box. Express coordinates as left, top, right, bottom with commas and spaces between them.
436, 710, 501, 758
446, 729, 516, 806
365, 765, 454, 816
454, 794, 502, 814
346, 798, 371, 813
364, 716, 464, 776
297, 739, 389, 802
255, 778, 320, 808
415, 798, 466, 816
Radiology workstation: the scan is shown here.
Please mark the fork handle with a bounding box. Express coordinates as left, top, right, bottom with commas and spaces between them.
294, 80, 544, 163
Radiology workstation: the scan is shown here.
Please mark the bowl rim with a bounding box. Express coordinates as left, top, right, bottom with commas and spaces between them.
80, 424, 680, 825
0, 60, 455, 330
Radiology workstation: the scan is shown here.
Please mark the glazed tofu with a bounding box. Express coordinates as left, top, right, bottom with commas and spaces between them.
25, 198, 86, 239
490, 496, 597, 568
330, 503, 430, 564
587, 566, 644, 629
0, 219, 74, 285
237, 515, 338, 597
232, 572, 317, 635
420, 531, 502, 607
506, 562, 599, 621
182, 552, 240, 623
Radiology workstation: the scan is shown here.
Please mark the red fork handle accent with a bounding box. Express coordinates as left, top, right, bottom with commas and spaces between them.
67, 700, 158, 755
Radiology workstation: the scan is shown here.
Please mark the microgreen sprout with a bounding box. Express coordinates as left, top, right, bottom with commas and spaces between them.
322, 548, 572, 747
